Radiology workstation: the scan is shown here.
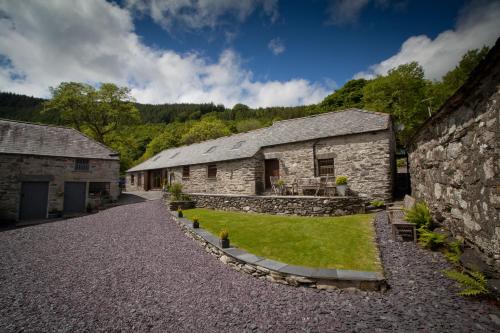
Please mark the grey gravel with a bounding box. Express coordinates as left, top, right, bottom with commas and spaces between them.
1, 200, 499, 332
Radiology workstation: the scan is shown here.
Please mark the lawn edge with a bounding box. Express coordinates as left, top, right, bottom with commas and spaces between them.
167, 209, 388, 292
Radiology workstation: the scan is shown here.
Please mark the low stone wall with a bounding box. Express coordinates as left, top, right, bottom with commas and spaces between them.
188, 193, 365, 216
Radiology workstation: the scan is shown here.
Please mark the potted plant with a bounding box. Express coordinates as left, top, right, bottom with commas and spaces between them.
276, 179, 285, 195
219, 229, 230, 248
335, 176, 348, 196
177, 208, 183, 218
368, 199, 386, 211
192, 216, 199, 228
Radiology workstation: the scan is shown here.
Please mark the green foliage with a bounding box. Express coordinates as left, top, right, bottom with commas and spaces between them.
417, 228, 446, 250
444, 270, 489, 297
335, 176, 348, 185
319, 79, 367, 111
235, 118, 263, 132
219, 229, 229, 240
396, 158, 406, 168
404, 202, 433, 229
276, 179, 285, 186
193, 216, 199, 223
444, 241, 462, 265
370, 200, 385, 208
169, 182, 183, 201
181, 118, 232, 145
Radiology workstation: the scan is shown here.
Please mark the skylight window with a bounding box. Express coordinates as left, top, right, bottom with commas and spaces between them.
152, 155, 161, 161
204, 146, 217, 154
170, 152, 180, 159
232, 141, 245, 149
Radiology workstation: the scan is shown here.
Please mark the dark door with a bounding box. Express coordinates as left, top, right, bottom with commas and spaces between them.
264, 159, 280, 189
63, 182, 86, 214
20, 182, 49, 220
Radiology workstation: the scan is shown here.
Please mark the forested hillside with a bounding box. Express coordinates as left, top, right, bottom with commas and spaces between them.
0, 47, 489, 173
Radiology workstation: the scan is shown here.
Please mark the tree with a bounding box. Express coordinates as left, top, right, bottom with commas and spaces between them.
181, 118, 231, 145
235, 119, 262, 132
319, 79, 367, 111
44, 82, 140, 144
363, 62, 430, 142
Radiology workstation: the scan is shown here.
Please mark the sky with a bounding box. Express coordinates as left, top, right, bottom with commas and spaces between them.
0, 0, 499, 108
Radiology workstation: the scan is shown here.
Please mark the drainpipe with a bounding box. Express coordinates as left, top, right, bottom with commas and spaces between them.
312, 140, 320, 177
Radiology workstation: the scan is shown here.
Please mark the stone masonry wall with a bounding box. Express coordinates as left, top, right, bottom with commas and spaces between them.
189, 193, 365, 217
408, 73, 500, 271
0, 154, 120, 221
168, 157, 262, 195
261, 129, 395, 201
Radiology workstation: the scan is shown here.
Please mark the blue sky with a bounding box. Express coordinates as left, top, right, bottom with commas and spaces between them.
0, 1, 499, 107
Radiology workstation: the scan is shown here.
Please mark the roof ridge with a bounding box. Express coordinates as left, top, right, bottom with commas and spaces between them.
271, 108, 388, 125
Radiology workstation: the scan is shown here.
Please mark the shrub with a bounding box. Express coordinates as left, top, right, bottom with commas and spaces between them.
193, 216, 199, 223
404, 202, 433, 229
444, 270, 489, 296
335, 176, 348, 185
169, 182, 183, 201
219, 229, 229, 240
177, 208, 183, 217
417, 228, 446, 250
370, 200, 385, 208
444, 241, 462, 265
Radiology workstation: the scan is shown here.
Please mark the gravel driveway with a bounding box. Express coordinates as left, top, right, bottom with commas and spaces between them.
1, 200, 499, 332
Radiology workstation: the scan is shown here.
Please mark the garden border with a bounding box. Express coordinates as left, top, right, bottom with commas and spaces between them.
167, 210, 387, 291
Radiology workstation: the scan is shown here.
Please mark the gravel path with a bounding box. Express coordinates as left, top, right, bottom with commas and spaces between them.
1, 200, 499, 332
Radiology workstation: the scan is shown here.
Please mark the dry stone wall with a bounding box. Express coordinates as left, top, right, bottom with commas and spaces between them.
408, 71, 500, 271
189, 193, 365, 217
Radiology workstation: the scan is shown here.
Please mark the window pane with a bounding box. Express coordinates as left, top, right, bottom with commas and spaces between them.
207, 164, 217, 178
183, 166, 190, 178
75, 158, 89, 171
317, 158, 334, 176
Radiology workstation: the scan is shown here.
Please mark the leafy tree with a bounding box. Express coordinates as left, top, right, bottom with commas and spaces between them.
181, 118, 231, 145
141, 122, 189, 160
44, 82, 140, 144
319, 79, 367, 111
363, 62, 431, 142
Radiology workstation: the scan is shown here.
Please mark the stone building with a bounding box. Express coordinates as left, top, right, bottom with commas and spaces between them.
0, 120, 120, 221
127, 109, 396, 201
407, 40, 500, 271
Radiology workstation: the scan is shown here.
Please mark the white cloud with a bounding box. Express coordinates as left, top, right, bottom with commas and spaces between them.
125, 0, 279, 32
0, 0, 328, 108
354, 0, 500, 80
268, 37, 285, 55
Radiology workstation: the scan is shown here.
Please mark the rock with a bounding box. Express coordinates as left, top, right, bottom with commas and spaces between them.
489, 313, 500, 326
486, 279, 500, 300
460, 248, 494, 277
219, 255, 230, 264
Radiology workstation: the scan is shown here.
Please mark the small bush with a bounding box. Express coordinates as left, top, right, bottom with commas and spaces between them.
177, 208, 183, 217
444, 270, 489, 296
444, 241, 462, 265
335, 176, 348, 185
219, 229, 229, 240
404, 202, 433, 229
417, 228, 446, 250
370, 200, 385, 208
396, 158, 406, 168
193, 216, 199, 223
169, 182, 183, 201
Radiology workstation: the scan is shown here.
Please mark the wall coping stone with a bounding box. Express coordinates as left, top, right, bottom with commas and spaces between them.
169, 210, 387, 291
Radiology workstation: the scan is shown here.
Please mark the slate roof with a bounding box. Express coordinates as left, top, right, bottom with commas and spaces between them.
0, 119, 119, 160
127, 108, 390, 172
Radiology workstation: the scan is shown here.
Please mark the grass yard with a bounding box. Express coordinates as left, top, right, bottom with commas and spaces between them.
183, 208, 381, 272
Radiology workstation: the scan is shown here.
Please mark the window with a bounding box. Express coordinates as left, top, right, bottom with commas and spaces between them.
232, 141, 245, 149
170, 152, 180, 159
89, 182, 110, 198
183, 166, 190, 178
131, 174, 135, 185
75, 158, 89, 171
204, 146, 217, 154
207, 164, 217, 179
317, 158, 334, 176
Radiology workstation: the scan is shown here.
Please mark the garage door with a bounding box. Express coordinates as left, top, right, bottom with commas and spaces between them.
20, 182, 49, 220
63, 182, 86, 214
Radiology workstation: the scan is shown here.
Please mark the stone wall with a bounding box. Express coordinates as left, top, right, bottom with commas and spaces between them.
189, 193, 365, 217
408, 59, 500, 271
261, 129, 395, 201
0, 154, 120, 221
125, 171, 146, 192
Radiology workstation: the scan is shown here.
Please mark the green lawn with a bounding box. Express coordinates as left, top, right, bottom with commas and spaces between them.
183, 208, 381, 272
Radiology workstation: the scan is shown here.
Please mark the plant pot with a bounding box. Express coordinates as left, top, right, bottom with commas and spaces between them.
192, 221, 199, 228
178, 211, 183, 218
220, 239, 230, 248
336, 184, 347, 196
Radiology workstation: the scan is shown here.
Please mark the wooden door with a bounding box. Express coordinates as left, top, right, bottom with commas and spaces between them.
264, 159, 280, 189
20, 182, 49, 220
63, 182, 86, 214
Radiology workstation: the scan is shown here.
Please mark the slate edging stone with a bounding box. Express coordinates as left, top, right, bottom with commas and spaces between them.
168, 210, 387, 291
